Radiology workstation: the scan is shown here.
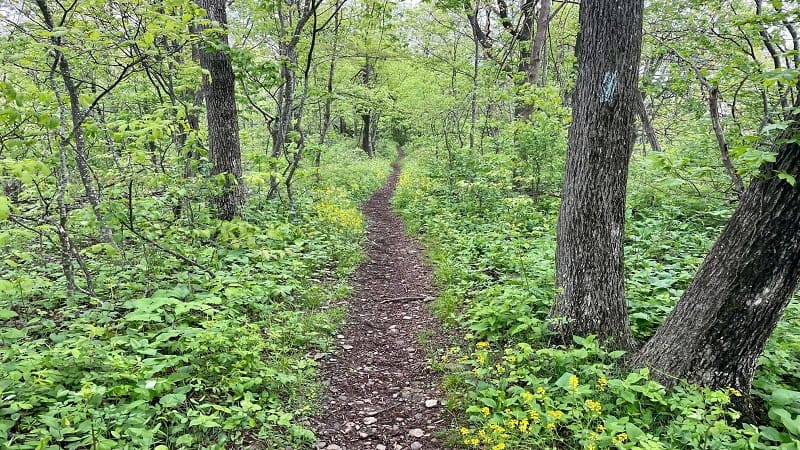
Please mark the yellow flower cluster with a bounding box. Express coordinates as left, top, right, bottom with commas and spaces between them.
569, 375, 580, 391
585, 399, 602, 415
315, 199, 363, 235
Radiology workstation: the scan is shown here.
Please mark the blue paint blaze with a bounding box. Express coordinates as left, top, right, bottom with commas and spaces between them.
601, 71, 618, 103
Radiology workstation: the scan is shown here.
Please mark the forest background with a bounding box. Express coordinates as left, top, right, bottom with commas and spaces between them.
0, 0, 799, 448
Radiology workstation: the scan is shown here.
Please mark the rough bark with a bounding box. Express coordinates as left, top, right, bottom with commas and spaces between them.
630, 111, 800, 401
549, 0, 644, 351
198, 0, 244, 220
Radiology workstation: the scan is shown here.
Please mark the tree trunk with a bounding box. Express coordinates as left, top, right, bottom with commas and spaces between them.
360, 61, 376, 157
637, 90, 662, 154
528, 0, 551, 87
549, 0, 644, 351
35, 0, 115, 245
317, 0, 343, 166
198, 0, 245, 220
630, 111, 800, 403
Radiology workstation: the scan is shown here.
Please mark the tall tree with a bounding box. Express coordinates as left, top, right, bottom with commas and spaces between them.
549, 0, 645, 350
198, 0, 244, 220
630, 108, 800, 404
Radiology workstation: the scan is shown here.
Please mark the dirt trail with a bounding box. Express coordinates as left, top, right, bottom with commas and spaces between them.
311, 152, 448, 450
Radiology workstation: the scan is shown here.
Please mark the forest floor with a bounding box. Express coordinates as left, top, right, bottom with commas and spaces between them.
310, 152, 451, 450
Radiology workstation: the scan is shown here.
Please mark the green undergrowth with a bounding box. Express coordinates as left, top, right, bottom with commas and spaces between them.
0, 143, 392, 449
393, 144, 800, 449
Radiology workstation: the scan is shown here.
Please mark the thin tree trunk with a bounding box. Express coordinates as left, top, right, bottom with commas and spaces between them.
198, 0, 245, 220
529, 0, 551, 86
317, 0, 343, 164
631, 110, 800, 406
360, 61, 376, 157
637, 90, 662, 154
680, 56, 746, 197
35, 0, 114, 245
549, 0, 644, 351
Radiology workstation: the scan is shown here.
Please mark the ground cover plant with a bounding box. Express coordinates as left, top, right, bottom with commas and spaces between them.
394, 144, 800, 449
0, 143, 392, 449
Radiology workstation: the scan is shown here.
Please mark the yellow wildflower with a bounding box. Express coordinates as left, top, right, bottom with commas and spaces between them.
481, 407, 491, 417
585, 399, 602, 414
519, 418, 529, 433
547, 410, 564, 421
569, 375, 579, 390
596, 424, 605, 433
477, 353, 487, 365
528, 410, 541, 422
496, 364, 505, 373
492, 443, 506, 450
476, 341, 490, 349
547, 423, 556, 432
725, 387, 743, 397
522, 391, 534, 403
503, 408, 511, 415
587, 445, 597, 450
615, 432, 628, 443
597, 376, 608, 391
536, 387, 546, 397
460, 427, 470, 435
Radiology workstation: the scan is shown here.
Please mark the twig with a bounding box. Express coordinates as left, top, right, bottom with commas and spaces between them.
124, 182, 215, 278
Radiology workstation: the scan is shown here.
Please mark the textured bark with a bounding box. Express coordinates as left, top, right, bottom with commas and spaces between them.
198, 0, 244, 220
631, 112, 800, 399
549, 0, 644, 350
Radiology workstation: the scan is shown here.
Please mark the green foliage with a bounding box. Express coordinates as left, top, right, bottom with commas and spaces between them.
448, 337, 758, 449
395, 144, 800, 449
0, 149, 391, 448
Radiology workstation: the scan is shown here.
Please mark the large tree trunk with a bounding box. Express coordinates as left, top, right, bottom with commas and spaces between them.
198, 0, 244, 220
630, 112, 800, 401
549, 0, 644, 351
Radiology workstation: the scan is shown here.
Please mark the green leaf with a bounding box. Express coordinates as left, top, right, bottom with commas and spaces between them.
626, 422, 646, 440
777, 171, 796, 186
0, 308, 18, 320
0, 196, 10, 221
159, 393, 186, 408
760, 426, 782, 442
769, 408, 800, 435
